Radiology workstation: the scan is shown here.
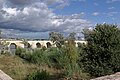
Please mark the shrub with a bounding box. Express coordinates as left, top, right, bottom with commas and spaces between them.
50, 41, 81, 77
30, 49, 51, 66
15, 47, 33, 61
27, 70, 50, 80
16, 48, 51, 66
55, 48, 70, 69
15, 47, 26, 56
45, 48, 60, 66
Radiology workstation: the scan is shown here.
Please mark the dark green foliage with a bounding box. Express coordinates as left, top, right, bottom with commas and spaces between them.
15, 47, 33, 61
48, 41, 80, 76
31, 49, 50, 65
15, 47, 26, 56
30, 49, 44, 64
45, 48, 60, 66
54, 48, 71, 69
16, 48, 50, 65
81, 24, 120, 77
27, 70, 50, 80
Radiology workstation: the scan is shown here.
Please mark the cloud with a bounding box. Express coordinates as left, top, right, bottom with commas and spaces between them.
108, 7, 115, 9
7, 0, 31, 5
6, 0, 69, 8
92, 12, 100, 16
56, 1, 70, 9
107, 0, 120, 3
44, 0, 68, 5
107, 12, 119, 16
0, 0, 92, 38
70, 0, 86, 2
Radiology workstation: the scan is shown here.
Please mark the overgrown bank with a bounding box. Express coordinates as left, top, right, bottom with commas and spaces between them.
0, 24, 120, 80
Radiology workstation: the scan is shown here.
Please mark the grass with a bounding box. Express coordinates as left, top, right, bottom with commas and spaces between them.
0, 54, 33, 80
0, 54, 62, 80
0, 48, 90, 80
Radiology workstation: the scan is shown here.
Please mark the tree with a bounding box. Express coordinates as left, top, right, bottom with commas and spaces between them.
81, 24, 120, 77
68, 32, 76, 41
49, 32, 64, 48
67, 32, 76, 45
21, 39, 31, 49
0, 30, 10, 54
0, 40, 9, 54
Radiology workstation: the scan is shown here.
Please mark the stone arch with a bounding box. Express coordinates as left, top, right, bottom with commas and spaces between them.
0, 44, 3, 54
77, 42, 85, 48
0, 44, 3, 49
10, 43, 17, 49
46, 42, 51, 48
24, 43, 31, 48
9, 43, 17, 54
36, 42, 41, 48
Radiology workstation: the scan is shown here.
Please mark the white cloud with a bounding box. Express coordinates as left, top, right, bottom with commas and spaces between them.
72, 0, 86, 2
107, 0, 120, 3
108, 7, 115, 9
0, 0, 92, 38
107, 12, 118, 16
6, 0, 69, 8
92, 12, 100, 16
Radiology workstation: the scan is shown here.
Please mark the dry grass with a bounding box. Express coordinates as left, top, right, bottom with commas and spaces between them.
0, 54, 61, 80
0, 54, 90, 80
0, 54, 29, 80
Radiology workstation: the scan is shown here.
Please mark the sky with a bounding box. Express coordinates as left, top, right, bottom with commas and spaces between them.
0, 0, 120, 39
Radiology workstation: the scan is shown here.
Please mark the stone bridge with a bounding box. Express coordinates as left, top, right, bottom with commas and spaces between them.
0, 39, 87, 50
7, 40, 55, 49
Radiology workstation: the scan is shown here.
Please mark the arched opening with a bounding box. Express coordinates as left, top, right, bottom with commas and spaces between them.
0, 44, 3, 54
24, 43, 31, 48
46, 42, 51, 48
10, 43, 17, 49
0, 44, 3, 49
10, 43, 17, 54
36, 43, 41, 48
77, 42, 85, 48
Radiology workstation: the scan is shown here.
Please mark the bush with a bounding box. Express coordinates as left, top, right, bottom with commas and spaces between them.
15, 47, 33, 61
27, 70, 50, 80
50, 41, 81, 77
16, 48, 52, 66
30, 49, 50, 65
15, 47, 26, 56
81, 24, 120, 77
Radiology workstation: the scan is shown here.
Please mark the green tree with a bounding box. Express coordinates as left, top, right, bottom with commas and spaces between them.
0, 40, 9, 54
68, 32, 76, 41
21, 39, 31, 49
81, 24, 120, 77
49, 32, 64, 48
66, 32, 78, 63
67, 32, 76, 45
0, 30, 10, 54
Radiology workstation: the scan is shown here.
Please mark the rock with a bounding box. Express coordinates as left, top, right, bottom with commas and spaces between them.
91, 72, 120, 80
0, 70, 13, 80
